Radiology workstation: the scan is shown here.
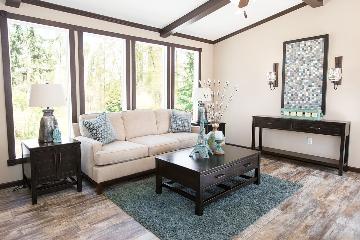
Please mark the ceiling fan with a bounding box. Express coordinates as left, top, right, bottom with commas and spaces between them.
231, 0, 250, 18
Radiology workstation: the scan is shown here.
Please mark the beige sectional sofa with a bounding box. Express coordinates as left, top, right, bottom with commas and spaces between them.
72, 109, 199, 194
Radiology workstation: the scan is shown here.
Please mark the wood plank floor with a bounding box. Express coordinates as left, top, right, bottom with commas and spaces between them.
1, 157, 360, 240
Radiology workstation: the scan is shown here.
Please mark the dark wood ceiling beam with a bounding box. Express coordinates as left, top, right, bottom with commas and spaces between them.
303, 0, 323, 8
5, 0, 22, 8
160, 0, 231, 38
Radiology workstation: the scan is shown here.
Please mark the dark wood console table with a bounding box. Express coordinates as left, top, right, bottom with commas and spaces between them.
251, 116, 351, 176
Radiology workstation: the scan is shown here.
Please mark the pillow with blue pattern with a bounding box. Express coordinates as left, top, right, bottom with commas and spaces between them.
82, 112, 116, 144
169, 110, 192, 133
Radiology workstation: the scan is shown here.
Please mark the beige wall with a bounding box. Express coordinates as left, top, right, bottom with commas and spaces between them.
214, 0, 360, 167
0, 3, 214, 184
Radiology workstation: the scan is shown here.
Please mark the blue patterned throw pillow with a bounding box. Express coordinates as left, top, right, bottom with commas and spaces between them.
82, 112, 116, 144
169, 110, 192, 133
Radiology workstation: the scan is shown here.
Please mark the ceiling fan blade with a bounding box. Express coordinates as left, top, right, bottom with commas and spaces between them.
238, 0, 249, 8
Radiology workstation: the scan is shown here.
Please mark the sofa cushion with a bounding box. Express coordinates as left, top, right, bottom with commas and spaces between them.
122, 110, 158, 139
155, 109, 172, 134
94, 141, 149, 166
83, 113, 117, 144
162, 132, 198, 149
129, 135, 179, 156
79, 112, 126, 141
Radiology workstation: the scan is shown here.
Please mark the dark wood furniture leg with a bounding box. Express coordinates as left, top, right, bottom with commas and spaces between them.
156, 174, 162, 194
96, 183, 103, 195
344, 135, 350, 172
195, 188, 204, 216
255, 155, 261, 185
338, 135, 345, 176
259, 127, 263, 152
77, 173, 82, 192
251, 123, 256, 149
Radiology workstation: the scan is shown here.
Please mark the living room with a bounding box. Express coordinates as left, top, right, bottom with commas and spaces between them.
0, 0, 359, 239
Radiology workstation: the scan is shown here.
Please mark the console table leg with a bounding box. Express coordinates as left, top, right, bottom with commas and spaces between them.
251, 124, 256, 149
195, 189, 204, 216
156, 175, 162, 194
344, 135, 350, 172
338, 135, 345, 176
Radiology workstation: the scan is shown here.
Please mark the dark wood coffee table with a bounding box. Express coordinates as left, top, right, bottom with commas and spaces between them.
155, 145, 260, 216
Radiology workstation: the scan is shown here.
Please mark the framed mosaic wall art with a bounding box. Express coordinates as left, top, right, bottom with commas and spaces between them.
281, 34, 329, 115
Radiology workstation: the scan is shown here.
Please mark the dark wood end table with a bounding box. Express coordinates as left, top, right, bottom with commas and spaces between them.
155, 145, 260, 216
22, 139, 82, 204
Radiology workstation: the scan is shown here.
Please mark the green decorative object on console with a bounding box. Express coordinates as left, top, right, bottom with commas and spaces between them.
281, 108, 323, 121
52, 127, 62, 143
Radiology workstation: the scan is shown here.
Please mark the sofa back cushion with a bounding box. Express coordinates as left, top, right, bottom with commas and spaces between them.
122, 110, 157, 139
154, 109, 172, 134
79, 112, 126, 141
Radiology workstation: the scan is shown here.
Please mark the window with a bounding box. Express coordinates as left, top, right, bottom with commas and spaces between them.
174, 48, 200, 119
135, 41, 167, 109
8, 20, 71, 156
83, 33, 126, 113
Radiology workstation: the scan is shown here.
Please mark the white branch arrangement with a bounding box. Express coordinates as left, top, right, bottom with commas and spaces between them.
200, 79, 239, 124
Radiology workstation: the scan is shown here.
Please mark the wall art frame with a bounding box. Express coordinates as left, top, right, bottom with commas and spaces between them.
281, 34, 329, 115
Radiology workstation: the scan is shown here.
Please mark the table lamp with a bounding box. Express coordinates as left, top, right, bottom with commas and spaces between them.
29, 83, 66, 143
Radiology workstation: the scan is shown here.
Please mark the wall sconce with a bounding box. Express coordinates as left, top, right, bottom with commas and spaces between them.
267, 63, 279, 90
328, 56, 343, 90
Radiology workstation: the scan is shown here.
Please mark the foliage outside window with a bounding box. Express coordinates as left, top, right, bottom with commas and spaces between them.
8, 20, 71, 156
174, 48, 199, 120
83, 33, 126, 113
135, 42, 167, 109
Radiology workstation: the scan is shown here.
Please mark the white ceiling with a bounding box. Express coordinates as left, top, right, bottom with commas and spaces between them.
42, 0, 303, 41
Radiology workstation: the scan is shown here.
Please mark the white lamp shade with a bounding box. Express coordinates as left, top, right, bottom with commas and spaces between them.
196, 87, 212, 102
29, 84, 66, 108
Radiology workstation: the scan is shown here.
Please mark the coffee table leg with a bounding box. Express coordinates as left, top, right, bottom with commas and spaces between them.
255, 166, 261, 185
195, 189, 204, 216
156, 174, 162, 194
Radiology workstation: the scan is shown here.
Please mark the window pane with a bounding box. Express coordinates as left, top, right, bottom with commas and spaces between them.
8, 20, 71, 156
174, 48, 199, 119
135, 42, 167, 109
83, 33, 126, 113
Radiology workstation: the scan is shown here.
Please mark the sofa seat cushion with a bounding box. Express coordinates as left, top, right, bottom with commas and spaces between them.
129, 135, 179, 156
94, 141, 149, 166
162, 132, 198, 149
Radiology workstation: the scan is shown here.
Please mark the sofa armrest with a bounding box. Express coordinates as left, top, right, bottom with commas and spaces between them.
75, 136, 102, 178
191, 126, 200, 134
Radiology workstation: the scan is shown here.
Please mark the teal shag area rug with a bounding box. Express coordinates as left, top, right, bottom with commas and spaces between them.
105, 174, 301, 240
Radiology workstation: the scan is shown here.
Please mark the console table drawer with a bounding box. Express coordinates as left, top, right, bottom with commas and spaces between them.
255, 118, 291, 130
292, 121, 343, 136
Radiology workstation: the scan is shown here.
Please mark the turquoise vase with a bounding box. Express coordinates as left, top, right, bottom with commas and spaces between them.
52, 127, 62, 143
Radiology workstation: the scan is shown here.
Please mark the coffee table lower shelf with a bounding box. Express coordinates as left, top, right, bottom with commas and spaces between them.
158, 175, 259, 215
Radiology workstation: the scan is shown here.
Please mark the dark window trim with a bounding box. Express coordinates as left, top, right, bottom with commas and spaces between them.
131, 40, 136, 110
170, 47, 175, 109
166, 46, 171, 109
77, 31, 85, 115
0, 11, 16, 160
3, 11, 202, 52
69, 29, 78, 123
126, 39, 131, 110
